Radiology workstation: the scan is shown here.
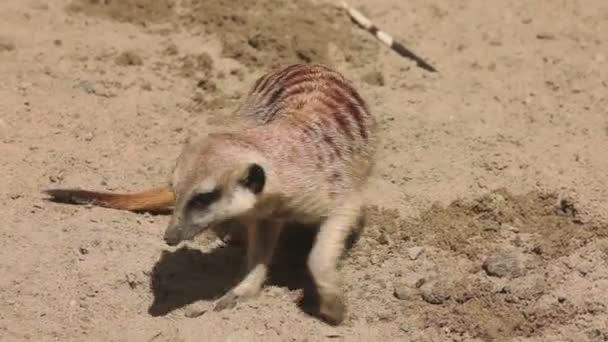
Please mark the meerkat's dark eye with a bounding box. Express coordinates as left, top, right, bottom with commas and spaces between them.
188, 189, 220, 208
240, 163, 265, 194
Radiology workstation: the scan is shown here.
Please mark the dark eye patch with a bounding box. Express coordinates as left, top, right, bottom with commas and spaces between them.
188, 189, 221, 209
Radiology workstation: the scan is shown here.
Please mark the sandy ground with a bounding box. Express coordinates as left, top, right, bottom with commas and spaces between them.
1, 0, 608, 341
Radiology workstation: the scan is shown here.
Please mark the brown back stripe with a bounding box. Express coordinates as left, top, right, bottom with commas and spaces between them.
262, 103, 284, 123
266, 86, 286, 109
257, 64, 309, 97
281, 73, 325, 91
302, 121, 319, 141
281, 71, 368, 114
275, 64, 311, 84
325, 87, 368, 140
284, 82, 317, 98
323, 74, 368, 110
282, 74, 364, 105
346, 101, 368, 140
331, 110, 355, 140
323, 133, 342, 159
263, 102, 288, 123
317, 94, 355, 140
260, 80, 309, 122
275, 65, 340, 91
252, 67, 283, 95
250, 66, 303, 120
265, 81, 317, 114
259, 76, 320, 121
253, 73, 273, 93
345, 85, 369, 112
318, 94, 340, 113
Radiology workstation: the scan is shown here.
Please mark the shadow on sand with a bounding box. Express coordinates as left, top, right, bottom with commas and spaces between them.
147, 217, 365, 321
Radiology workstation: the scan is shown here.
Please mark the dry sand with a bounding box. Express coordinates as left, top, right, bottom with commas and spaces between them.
1, 0, 607, 341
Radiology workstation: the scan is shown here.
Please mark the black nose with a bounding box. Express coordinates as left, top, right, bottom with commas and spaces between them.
163, 229, 181, 246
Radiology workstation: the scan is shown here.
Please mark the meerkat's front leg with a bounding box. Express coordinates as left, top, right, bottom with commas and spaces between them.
214, 219, 282, 311
307, 199, 361, 325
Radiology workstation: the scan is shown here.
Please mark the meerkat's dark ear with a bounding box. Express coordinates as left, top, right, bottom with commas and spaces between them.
240, 163, 265, 194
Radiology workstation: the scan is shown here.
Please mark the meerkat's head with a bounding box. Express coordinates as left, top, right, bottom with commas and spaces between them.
163, 135, 267, 246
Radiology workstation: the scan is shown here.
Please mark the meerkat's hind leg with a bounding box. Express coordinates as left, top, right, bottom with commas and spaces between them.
306, 198, 361, 325
343, 207, 366, 252
213, 219, 283, 311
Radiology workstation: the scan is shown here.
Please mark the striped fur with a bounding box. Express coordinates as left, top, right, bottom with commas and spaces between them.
229, 64, 377, 209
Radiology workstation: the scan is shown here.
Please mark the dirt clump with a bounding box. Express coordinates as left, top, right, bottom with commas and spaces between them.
67, 0, 176, 27
346, 189, 608, 340
177, 0, 377, 69
115, 50, 143, 66
0, 36, 16, 52
68, 0, 378, 70
364, 189, 606, 262
177, 52, 213, 79
362, 70, 385, 86
482, 249, 527, 278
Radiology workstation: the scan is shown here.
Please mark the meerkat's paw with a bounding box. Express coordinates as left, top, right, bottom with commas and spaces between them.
213, 286, 260, 312
213, 291, 240, 311
318, 291, 346, 325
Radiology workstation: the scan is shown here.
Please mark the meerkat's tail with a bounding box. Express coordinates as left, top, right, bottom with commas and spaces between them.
44, 186, 176, 213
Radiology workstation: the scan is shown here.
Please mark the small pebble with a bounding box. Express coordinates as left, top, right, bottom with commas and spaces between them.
361, 70, 385, 86
78, 81, 96, 94
482, 250, 526, 278
164, 43, 178, 56
504, 224, 520, 233
393, 285, 412, 300
536, 33, 556, 40
184, 306, 206, 318
48, 174, 64, 183
115, 51, 143, 66
125, 273, 139, 289
377, 310, 394, 321
78, 247, 89, 255
407, 246, 424, 260
377, 232, 390, 245
419, 282, 450, 305
0, 37, 15, 52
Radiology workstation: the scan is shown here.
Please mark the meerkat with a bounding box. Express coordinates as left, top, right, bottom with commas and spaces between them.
45, 63, 377, 325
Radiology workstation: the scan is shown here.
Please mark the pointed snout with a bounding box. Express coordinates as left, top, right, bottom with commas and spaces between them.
163, 224, 183, 246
